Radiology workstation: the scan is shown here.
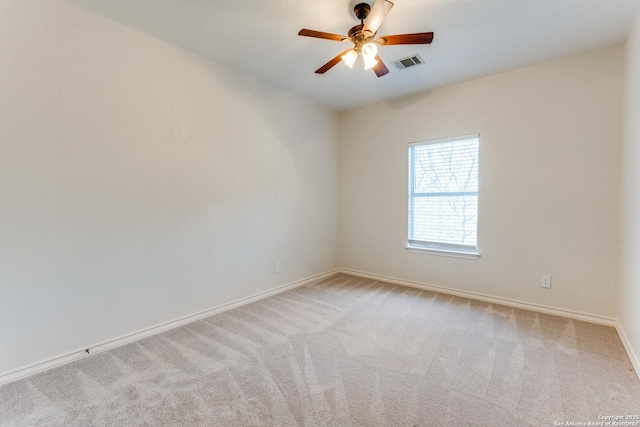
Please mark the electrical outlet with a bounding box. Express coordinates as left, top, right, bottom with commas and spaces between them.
275, 263, 280, 274
541, 275, 551, 289
309, 254, 315, 265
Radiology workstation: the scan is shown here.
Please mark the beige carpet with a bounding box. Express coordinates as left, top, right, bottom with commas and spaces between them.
1, 273, 639, 426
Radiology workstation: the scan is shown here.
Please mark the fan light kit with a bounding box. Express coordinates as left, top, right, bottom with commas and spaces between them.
298, 0, 434, 77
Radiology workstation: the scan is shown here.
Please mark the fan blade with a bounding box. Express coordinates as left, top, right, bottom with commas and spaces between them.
372, 55, 389, 77
315, 49, 352, 74
363, 0, 394, 37
298, 29, 350, 43
376, 32, 434, 45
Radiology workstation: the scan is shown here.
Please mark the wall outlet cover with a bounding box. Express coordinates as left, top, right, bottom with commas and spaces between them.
541, 275, 551, 289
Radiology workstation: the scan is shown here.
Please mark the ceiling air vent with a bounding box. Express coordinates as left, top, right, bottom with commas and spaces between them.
392, 54, 424, 70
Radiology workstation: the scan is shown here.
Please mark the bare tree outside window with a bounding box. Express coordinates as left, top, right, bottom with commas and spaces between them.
408, 135, 479, 253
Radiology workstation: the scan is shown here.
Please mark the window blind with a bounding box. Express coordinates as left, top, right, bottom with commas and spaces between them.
408, 135, 479, 252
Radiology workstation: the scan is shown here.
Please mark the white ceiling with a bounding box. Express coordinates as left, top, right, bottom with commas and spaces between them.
65, 0, 639, 112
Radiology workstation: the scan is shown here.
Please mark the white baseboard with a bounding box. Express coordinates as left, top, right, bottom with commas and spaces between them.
0, 269, 339, 387
616, 322, 640, 381
340, 268, 618, 327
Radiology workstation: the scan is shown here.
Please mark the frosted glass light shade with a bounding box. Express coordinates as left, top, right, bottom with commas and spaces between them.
363, 55, 378, 70
341, 49, 358, 68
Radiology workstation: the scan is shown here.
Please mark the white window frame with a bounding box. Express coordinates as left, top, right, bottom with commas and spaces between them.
406, 134, 480, 259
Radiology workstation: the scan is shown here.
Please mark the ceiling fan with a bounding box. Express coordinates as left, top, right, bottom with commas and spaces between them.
298, 0, 434, 77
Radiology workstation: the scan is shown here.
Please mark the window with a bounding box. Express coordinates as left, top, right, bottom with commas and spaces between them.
407, 134, 479, 258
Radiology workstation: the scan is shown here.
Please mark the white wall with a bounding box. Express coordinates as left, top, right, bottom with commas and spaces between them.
0, 0, 339, 376
620, 11, 640, 370
339, 46, 623, 318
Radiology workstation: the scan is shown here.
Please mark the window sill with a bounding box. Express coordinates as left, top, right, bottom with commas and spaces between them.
405, 245, 481, 260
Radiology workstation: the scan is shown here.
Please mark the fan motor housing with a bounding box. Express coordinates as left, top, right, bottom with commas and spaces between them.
348, 24, 365, 40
